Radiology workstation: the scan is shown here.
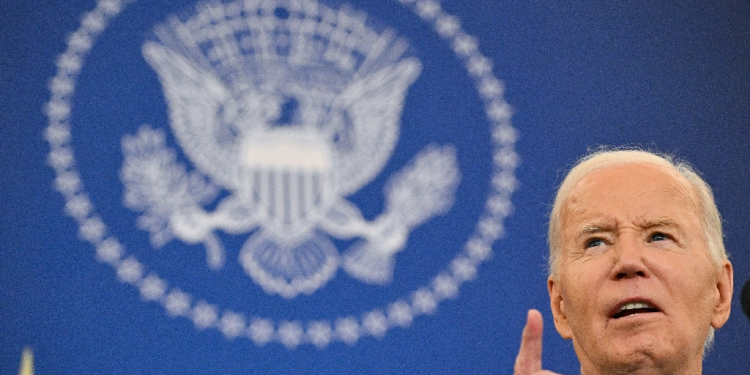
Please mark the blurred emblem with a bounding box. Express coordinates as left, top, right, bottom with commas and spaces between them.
120, 0, 458, 298
46, 0, 517, 347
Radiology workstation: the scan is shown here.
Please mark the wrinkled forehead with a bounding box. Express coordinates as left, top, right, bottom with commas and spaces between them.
561, 161, 702, 225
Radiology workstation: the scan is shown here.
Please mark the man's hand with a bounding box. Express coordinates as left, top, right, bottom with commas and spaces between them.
513, 309, 561, 375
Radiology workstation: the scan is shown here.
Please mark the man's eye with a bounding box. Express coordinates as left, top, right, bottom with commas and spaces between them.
650, 232, 668, 242
585, 239, 605, 248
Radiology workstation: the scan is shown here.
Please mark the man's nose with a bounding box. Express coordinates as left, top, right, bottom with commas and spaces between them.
610, 235, 649, 280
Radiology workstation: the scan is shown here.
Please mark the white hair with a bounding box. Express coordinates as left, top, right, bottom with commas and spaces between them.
547, 148, 727, 353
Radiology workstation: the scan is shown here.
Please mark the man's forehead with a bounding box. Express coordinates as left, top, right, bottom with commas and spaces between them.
568, 161, 693, 198
561, 162, 701, 227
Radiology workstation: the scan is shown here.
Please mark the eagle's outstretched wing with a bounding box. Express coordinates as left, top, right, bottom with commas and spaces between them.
331, 58, 422, 195
142, 42, 244, 190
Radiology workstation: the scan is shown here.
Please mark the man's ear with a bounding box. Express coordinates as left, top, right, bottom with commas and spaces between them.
711, 260, 733, 329
548, 276, 573, 339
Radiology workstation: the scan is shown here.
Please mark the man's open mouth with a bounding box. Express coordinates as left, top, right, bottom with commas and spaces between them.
612, 301, 660, 319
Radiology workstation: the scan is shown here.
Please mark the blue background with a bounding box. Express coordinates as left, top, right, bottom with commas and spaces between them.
2, 0, 749, 373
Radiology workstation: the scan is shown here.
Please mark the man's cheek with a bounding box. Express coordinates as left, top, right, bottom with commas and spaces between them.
553, 295, 574, 339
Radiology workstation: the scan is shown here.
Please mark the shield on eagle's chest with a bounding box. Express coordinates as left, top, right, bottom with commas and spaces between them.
239, 127, 335, 243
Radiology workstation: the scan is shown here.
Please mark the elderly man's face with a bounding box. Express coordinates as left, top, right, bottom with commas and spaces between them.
548, 162, 732, 374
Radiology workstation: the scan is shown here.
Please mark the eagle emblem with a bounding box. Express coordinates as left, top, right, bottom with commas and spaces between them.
120, 0, 460, 298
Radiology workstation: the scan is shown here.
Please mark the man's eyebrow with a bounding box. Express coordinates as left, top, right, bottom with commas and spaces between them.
577, 222, 615, 237
639, 218, 686, 235
639, 218, 675, 228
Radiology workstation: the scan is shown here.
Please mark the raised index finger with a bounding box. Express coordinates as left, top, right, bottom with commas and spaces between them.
514, 309, 544, 375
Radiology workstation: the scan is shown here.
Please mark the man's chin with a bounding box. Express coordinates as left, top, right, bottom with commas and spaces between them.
578, 345, 663, 375
603, 312, 670, 348
576, 327, 677, 373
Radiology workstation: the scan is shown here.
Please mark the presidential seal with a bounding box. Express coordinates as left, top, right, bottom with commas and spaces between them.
46, 0, 517, 348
